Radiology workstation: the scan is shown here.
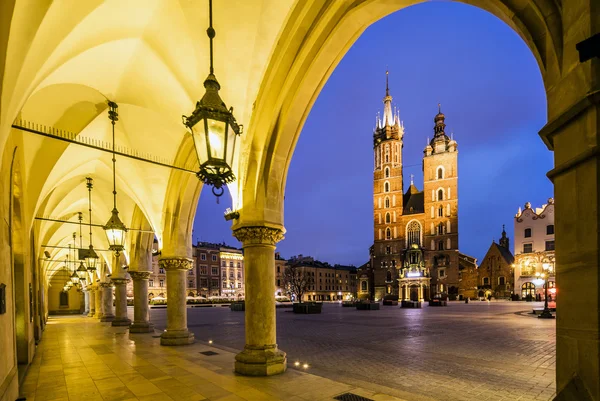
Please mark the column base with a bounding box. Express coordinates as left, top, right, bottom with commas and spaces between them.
87, 310, 95, 317
130, 322, 155, 333
112, 317, 131, 326
100, 314, 115, 322
160, 329, 194, 345
234, 345, 287, 376
95, 313, 103, 319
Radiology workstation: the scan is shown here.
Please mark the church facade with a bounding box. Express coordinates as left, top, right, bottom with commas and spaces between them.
361, 73, 463, 302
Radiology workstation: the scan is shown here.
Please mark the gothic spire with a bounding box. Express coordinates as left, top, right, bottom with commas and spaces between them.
382, 70, 394, 127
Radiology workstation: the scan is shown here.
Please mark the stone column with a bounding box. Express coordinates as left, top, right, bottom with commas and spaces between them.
100, 282, 114, 322
233, 226, 286, 376
541, 89, 600, 399
94, 283, 103, 318
88, 287, 95, 317
112, 278, 131, 326
83, 289, 90, 315
159, 258, 194, 345
129, 271, 154, 333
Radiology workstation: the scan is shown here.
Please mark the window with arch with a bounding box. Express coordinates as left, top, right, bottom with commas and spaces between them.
385, 145, 390, 163
437, 222, 445, 235
406, 221, 422, 246
384, 167, 390, 178
361, 281, 367, 291
437, 189, 444, 201
386, 271, 392, 282
385, 213, 391, 224
384, 182, 390, 192
385, 197, 390, 208
386, 228, 392, 240
438, 206, 443, 217
498, 276, 506, 285
437, 241, 444, 250
521, 282, 535, 298
437, 167, 444, 179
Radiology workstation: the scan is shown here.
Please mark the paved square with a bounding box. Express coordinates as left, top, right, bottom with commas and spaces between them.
150, 301, 556, 401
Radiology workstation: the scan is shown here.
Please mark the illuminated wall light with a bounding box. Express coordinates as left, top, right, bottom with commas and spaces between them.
302, 363, 309, 369
294, 361, 300, 367
208, 340, 213, 344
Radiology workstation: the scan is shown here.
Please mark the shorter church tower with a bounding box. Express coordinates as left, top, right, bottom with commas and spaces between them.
422, 105, 459, 295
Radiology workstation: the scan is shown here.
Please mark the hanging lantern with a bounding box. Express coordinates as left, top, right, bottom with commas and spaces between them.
76, 261, 87, 279
182, 0, 242, 199
104, 208, 127, 255
70, 271, 80, 284
85, 177, 99, 273
103, 102, 128, 256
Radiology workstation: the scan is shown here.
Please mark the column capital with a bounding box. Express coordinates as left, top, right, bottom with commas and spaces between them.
99, 282, 113, 288
129, 271, 152, 280
111, 278, 129, 286
233, 226, 285, 246
159, 257, 193, 271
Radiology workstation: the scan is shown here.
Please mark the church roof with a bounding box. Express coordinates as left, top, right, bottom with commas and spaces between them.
403, 189, 424, 214
490, 242, 515, 265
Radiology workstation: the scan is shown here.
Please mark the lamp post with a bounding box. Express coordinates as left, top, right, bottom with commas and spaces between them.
538, 263, 555, 319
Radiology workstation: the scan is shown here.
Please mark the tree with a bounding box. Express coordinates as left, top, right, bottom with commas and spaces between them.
282, 265, 313, 302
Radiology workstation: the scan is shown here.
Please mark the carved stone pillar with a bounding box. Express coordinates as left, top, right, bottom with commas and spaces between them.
129, 271, 154, 333
88, 287, 95, 317
94, 283, 103, 318
111, 278, 131, 326
100, 282, 114, 322
233, 226, 286, 376
159, 258, 194, 345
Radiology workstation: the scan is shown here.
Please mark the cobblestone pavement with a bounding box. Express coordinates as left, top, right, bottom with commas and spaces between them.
149, 301, 556, 401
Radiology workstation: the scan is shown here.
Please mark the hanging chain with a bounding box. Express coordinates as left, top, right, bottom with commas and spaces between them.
107, 101, 119, 210
207, 0, 215, 75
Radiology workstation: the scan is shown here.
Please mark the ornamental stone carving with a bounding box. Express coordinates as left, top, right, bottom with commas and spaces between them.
111, 278, 129, 286
159, 257, 193, 271
233, 226, 285, 246
129, 271, 152, 280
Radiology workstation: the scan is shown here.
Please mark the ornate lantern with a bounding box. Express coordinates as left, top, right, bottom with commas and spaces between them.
182, 0, 242, 199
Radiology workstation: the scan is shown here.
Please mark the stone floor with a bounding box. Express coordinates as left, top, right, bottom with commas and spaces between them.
19, 315, 407, 401
150, 301, 556, 401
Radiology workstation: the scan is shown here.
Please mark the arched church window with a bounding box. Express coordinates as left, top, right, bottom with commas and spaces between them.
438, 206, 443, 217
437, 241, 444, 250
386, 228, 392, 240
361, 281, 367, 291
385, 213, 391, 224
437, 167, 444, 179
438, 189, 444, 201
385, 145, 390, 163
437, 223, 445, 235
406, 221, 422, 246
385, 167, 390, 178
385, 197, 390, 208
386, 271, 392, 282
384, 182, 390, 192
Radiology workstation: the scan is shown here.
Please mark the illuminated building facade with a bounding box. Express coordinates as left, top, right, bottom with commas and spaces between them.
513, 200, 556, 299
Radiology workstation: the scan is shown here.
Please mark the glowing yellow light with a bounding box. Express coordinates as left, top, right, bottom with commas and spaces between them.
208, 340, 213, 344
302, 363, 309, 369
208, 124, 224, 159
294, 361, 300, 367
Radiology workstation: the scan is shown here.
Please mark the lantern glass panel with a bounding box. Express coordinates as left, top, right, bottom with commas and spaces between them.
226, 124, 236, 167
191, 122, 209, 166
106, 227, 126, 249
207, 119, 226, 160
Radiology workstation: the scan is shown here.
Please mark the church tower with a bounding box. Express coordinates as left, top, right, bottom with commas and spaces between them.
422, 105, 459, 295
372, 71, 404, 299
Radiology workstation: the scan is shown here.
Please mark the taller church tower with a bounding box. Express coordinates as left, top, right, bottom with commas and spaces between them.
372, 72, 404, 298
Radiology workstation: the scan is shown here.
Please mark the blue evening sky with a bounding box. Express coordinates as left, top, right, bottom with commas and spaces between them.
193, 1, 552, 265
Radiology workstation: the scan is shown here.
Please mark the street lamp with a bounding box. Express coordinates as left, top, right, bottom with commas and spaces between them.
538, 263, 555, 319
182, 0, 242, 201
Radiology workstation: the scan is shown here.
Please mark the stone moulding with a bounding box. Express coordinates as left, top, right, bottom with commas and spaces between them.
111, 278, 129, 285
158, 257, 193, 271
233, 226, 285, 245
129, 271, 152, 280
